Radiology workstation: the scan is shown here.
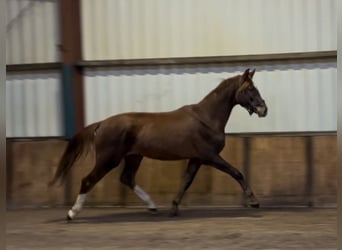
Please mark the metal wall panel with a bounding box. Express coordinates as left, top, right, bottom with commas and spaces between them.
84, 61, 337, 133
6, 71, 63, 137
6, 0, 60, 64
81, 0, 336, 60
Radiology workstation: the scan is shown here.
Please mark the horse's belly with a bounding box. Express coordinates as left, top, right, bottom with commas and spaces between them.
131, 137, 195, 160
135, 151, 187, 161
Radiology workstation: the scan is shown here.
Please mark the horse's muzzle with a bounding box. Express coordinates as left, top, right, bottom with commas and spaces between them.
256, 106, 267, 117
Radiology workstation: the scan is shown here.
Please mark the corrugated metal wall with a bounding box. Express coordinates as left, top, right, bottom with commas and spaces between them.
81, 0, 336, 60
84, 61, 337, 133
6, 0, 60, 64
6, 72, 63, 137
6, 0, 337, 137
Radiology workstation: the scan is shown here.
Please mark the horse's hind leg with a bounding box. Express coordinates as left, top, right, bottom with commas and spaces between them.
120, 155, 157, 212
67, 152, 122, 221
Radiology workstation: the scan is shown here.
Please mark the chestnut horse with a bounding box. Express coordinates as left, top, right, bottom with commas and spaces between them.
50, 68, 268, 220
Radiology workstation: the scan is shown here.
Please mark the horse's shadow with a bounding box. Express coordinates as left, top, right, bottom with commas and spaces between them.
47, 207, 262, 224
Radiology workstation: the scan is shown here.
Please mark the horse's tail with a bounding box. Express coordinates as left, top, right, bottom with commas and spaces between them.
49, 122, 101, 187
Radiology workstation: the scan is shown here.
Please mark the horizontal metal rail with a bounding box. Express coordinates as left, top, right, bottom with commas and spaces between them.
6, 62, 62, 72
79, 51, 337, 68
6, 51, 337, 72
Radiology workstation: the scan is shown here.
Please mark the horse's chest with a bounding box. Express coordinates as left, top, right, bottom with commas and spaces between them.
197, 129, 225, 153
210, 134, 225, 152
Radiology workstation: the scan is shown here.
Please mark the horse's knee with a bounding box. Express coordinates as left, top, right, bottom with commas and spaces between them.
120, 173, 134, 189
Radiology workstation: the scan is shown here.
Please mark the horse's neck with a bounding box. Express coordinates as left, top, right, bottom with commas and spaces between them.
195, 79, 238, 131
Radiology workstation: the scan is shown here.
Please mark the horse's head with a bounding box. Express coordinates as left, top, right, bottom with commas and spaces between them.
235, 68, 268, 117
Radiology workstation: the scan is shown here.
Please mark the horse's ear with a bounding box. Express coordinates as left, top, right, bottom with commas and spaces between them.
249, 69, 256, 79
241, 68, 250, 83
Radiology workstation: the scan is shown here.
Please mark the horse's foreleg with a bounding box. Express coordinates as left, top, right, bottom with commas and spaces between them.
120, 155, 157, 212
205, 155, 259, 208
169, 158, 201, 217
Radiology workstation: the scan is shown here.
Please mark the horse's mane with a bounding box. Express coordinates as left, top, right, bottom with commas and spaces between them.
201, 75, 241, 101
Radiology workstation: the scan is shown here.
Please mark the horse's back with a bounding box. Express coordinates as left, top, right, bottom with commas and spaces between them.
101, 107, 192, 130
96, 109, 198, 160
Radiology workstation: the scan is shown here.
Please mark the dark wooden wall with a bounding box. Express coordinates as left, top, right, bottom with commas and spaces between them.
6, 135, 336, 208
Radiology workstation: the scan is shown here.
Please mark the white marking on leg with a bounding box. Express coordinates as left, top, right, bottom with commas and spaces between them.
68, 194, 87, 219
134, 185, 157, 209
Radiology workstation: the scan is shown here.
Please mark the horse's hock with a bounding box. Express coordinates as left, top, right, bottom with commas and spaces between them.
6, 134, 336, 208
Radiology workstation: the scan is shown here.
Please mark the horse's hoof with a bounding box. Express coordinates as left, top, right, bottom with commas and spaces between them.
168, 209, 179, 217
67, 210, 75, 222
249, 203, 260, 208
148, 208, 158, 214
168, 212, 178, 217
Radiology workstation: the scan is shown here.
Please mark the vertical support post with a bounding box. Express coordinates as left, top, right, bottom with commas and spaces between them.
59, 0, 84, 205
243, 137, 251, 183
61, 65, 75, 139
305, 136, 314, 207
242, 136, 251, 206
59, 0, 84, 139
6, 140, 13, 207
